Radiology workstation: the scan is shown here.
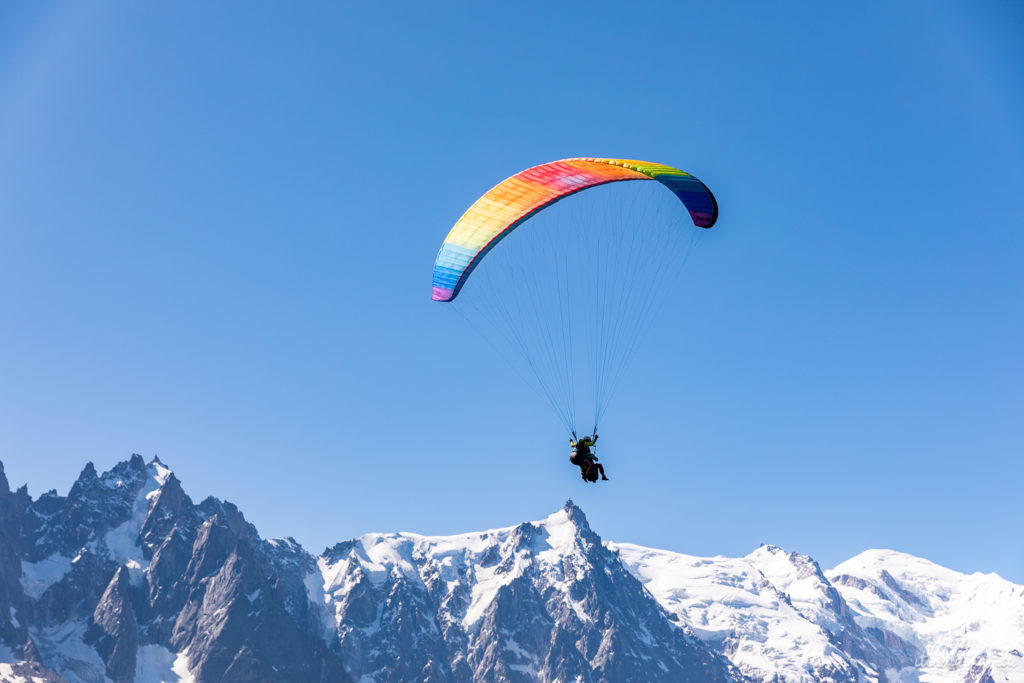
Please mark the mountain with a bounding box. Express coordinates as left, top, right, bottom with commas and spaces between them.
828, 550, 1024, 682
313, 503, 735, 682
0, 456, 344, 683
609, 542, 912, 681
612, 543, 1024, 682
0, 456, 1019, 682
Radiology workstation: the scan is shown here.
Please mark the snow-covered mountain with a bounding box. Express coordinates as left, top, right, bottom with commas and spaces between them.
0, 456, 342, 682
828, 551, 1024, 682
608, 542, 911, 681
312, 504, 735, 682
611, 543, 1023, 683
0, 456, 1019, 682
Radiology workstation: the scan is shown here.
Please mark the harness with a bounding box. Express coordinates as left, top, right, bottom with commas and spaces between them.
571, 437, 596, 462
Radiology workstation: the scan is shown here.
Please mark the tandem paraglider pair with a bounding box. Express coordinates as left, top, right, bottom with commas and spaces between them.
570, 432, 607, 483
430, 158, 718, 482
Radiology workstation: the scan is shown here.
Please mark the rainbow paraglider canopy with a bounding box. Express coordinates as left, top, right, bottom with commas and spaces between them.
431, 157, 717, 302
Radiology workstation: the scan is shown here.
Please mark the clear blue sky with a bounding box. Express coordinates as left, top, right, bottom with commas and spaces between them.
1, 2, 1021, 581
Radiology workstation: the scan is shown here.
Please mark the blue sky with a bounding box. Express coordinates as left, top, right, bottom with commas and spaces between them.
1, 2, 1021, 581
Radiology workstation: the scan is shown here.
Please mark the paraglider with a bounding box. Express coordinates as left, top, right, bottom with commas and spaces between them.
432, 158, 717, 479
570, 432, 606, 482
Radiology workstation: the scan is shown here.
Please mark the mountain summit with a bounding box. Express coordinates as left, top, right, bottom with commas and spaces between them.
0, 456, 1020, 682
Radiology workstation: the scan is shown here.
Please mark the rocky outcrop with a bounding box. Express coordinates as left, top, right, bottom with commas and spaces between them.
86, 566, 138, 682
0, 456, 348, 683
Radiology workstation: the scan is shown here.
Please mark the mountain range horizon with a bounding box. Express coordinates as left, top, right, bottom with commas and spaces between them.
0, 454, 1020, 682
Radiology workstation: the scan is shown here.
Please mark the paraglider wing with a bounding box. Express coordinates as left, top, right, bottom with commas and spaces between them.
431, 158, 717, 302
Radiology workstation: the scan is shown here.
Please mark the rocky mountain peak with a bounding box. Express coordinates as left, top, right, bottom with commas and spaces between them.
560, 497, 591, 532
80, 461, 98, 479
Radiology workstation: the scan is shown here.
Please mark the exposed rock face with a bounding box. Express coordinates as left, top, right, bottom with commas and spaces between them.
0, 456, 1020, 682
316, 501, 737, 682
0, 456, 348, 683
86, 566, 138, 682
0, 461, 31, 650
